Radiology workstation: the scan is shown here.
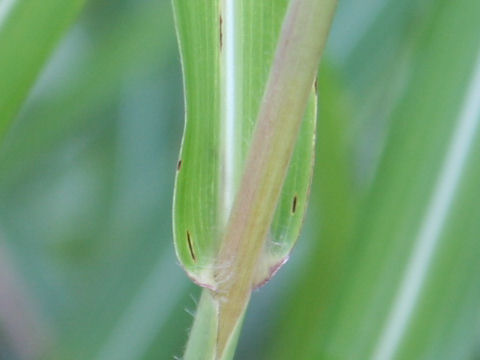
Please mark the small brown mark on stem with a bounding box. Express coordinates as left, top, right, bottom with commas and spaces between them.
314, 77, 318, 95
177, 159, 182, 171
219, 15, 223, 50
291, 195, 298, 214
186, 231, 196, 262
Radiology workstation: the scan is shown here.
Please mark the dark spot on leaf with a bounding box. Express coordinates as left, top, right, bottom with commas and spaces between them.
187, 231, 196, 262
292, 195, 298, 214
177, 159, 182, 171
219, 15, 223, 50
314, 77, 318, 95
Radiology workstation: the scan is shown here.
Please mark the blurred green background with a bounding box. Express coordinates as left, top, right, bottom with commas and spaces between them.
1, 0, 479, 359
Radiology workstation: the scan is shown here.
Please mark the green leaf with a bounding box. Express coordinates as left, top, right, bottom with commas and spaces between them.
172, 0, 316, 289
0, 0, 85, 140
173, 0, 337, 358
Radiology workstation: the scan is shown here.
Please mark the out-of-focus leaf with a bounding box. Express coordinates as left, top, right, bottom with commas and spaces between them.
0, 2, 191, 359
332, 0, 437, 190
0, 0, 85, 140
0, 0, 175, 192
266, 61, 357, 359
269, 0, 480, 359
172, 1, 316, 288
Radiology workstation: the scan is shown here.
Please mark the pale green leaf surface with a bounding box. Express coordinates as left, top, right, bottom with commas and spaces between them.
0, 0, 85, 141
172, 0, 316, 289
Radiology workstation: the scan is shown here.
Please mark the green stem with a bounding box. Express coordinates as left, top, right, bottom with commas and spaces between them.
184, 290, 243, 360
184, 291, 217, 360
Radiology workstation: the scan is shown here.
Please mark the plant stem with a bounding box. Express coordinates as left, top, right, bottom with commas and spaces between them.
184, 291, 217, 360
184, 290, 243, 360
184, 0, 337, 358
